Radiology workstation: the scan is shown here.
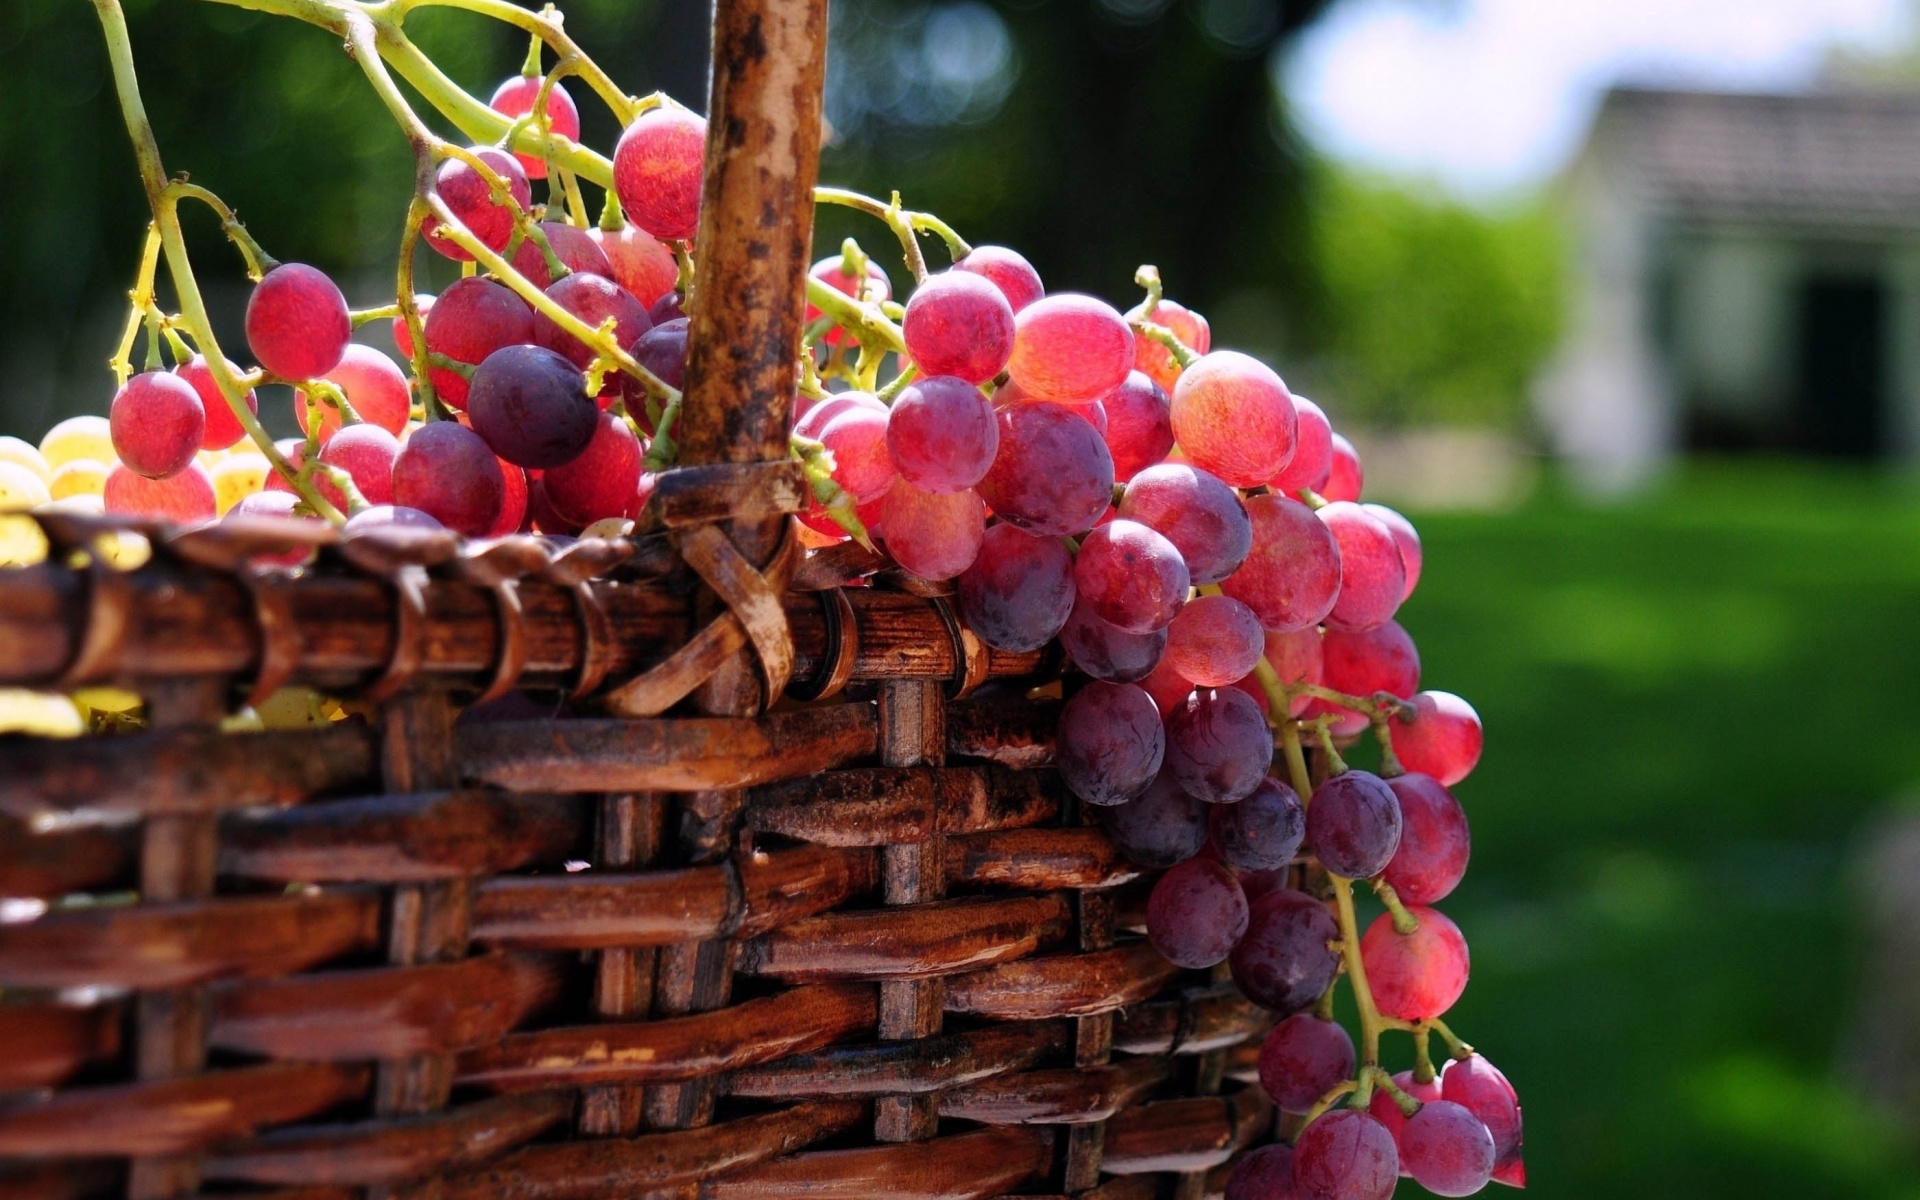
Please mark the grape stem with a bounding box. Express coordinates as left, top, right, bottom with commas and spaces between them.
815, 186, 970, 272
1367, 1065, 1423, 1118
1426, 1016, 1475, 1060
1133, 264, 1163, 318
1297, 682, 1416, 721
108, 224, 164, 388
1370, 877, 1420, 935
1129, 318, 1199, 369
1298, 1078, 1360, 1131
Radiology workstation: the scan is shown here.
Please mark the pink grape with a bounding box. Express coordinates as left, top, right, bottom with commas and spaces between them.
1117, 463, 1251, 585
589, 224, 680, 308
424, 277, 534, 410
1147, 857, 1249, 969
246, 263, 350, 381
488, 74, 581, 179
110, 371, 203, 478
1389, 691, 1483, 786
1270, 396, 1333, 495
1166, 595, 1264, 687
1315, 619, 1419, 736
1258, 1013, 1355, 1113
1210, 776, 1305, 871
806, 256, 891, 346
1007, 293, 1134, 403
316, 423, 398, 508
1131, 297, 1211, 394
344, 505, 444, 535
468, 344, 597, 469
1169, 350, 1297, 488
173, 356, 258, 451
613, 106, 707, 241
1362, 906, 1469, 1020
1382, 773, 1470, 905
1100, 767, 1207, 866
1221, 495, 1341, 633
300, 344, 411, 439
880, 477, 984, 580
886, 375, 999, 492
1324, 433, 1363, 502
1164, 686, 1272, 804
953, 244, 1043, 312
1367, 1069, 1444, 1165
103, 462, 215, 523
1139, 655, 1195, 716
1292, 1110, 1398, 1200
976, 401, 1114, 536
1098, 371, 1174, 482
424, 146, 531, 261
391, 421, 505, 537
1060, 595, 1166, 683
1306, 770, 1402, 880
544, 411, 641, 525
1400, 1100, 1495, 1197
1229, 888, 1341, 1014
511, 220, 615, 288
1318, 501, 1406, 632
531, 272, 652, 400
1225, 1144, 1299, 1200
1056, 680, 1165, 807
1074, 518, 1188, 634
1363, 503, 1422, 602
903, 271, 1015, 383
817, 406, 896, 505
794, 391, 886, 440
956, 524, 1076, 653
487, 461, 529, 537
1441, 1054, 1524, 1173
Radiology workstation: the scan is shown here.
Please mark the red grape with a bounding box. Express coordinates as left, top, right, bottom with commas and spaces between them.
1400, 1100, 1495, 1196
103, 461, 215, 523
1229, 888, 1341, 1014
953, 244, 1043, 312
531, 272, 652, 401
886, 375, 999, 492
1098, 371, 1174, 482
1060, 595, 1167, 683
1131, 297, 1210, 394
173, 355, 258, 451
487, 460, 529, 537
956, 523, 1076, 652
544, 411, 641, 525
1057, 680, 1166, 807
391, 420, 505, 537
589, 224, 679, 308
424, 146, 531, 261
1007, 293, 1134, 403
1362, 503, 1422, 603
1292, 1110, 1398, 1200
1166, 595, 1264, 687
301, 344, 411, 439
1306, 770, 1402, 879
1318, 501, 1405, 633
806, 255, 891, 345
511, 220, 615, 288
1221, 495, 1341, 633
1361, 905, 1469, 1020
1315, 619, 1419, 736
423, 277, 535, 411
1382, 773, 1469, 905
1270, 396, 1333, 495
316, 423, 398, 508
1258, 1013, 1355, 1112
817, 405, 896, 505
1146, 856, 1249, 969
1165, 686, 1272, 804
468, 344, 597, 469
1441, 1054, 1523, 1174
246, 263, 350, 381
1169, 350, 1297, 488
1324, 433, 1363, 502
110, 370, 203, 478
613, 106, 707, 241
1225, 1144, 1300, 1200
903, 270, 1015, 383
1117, 463, 1251, 585
879, 477, 984, 580
976, 401, 1114, 536
488, 74, 581, 179
1100, 767, 1208, 867
1388, 691, 1483, 786
1074, 518, 1189, 634
1366, 1068, 1443, 1165
795, 390, 886, 440
1211, 776, 1305, 871
1139, 655, 1195, 716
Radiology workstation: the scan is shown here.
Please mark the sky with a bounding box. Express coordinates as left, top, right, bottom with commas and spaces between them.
1282, 0, 1917, 196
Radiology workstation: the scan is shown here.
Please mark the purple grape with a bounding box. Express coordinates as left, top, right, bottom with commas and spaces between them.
1164, 686, 1273, 804
1060, 595, 1167, 683
1292, 1109, 1398, 1200
1258, 1013, 1356, 1113
1100, 767, 1208, 867
1225, 1144, 1299, 1200
1210, 777, 1305, 870
1228, 887, 1341, 1014
975, 401, 1114, 537
956, 524, 1076, 653
467, 344, 598, 469
1117, 463, 1252, 585
1401, 1100, 1496, 1197
1074, 518, 1189, 635
632, 317, 688, 398
1146, 857, 1249, 969
1056, 681, 1165, 807
1305, 770, 1403, 880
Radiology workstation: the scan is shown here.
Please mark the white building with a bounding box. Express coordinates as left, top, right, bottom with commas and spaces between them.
1539, 87, 1920, 490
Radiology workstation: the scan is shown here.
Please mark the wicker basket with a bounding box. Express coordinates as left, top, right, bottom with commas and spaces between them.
0, 3, 1277, 1197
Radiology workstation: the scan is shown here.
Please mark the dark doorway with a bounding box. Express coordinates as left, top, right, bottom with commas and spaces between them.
1794, 275, 1887, 459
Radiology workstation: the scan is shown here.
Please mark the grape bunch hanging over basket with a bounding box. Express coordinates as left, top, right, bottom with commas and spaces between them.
0, 2, 1525, 1196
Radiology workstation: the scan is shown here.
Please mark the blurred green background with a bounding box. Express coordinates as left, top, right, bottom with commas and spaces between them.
5, 1, 1919, 1197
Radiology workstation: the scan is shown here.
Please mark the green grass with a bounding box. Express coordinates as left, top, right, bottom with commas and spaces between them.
1379, 460, 1920, 1198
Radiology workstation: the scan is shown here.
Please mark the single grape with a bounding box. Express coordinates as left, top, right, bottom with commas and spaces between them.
1169, 350, 1296, 488
953, 244, 1044, 312
1074, 518, 1189, 635
173, 356, 259, 451
1007, 293, 1134, 403
423, 146, 531, 261
1292, 1109, 1398, 1200
1097, 371, 1173, 483
488, 74, 581, 179
316, 423, 398, 508
589, 224, 680, 308
1117, 463, 1251, 585
879, 477, 984, 580
103, 462, 215, 523
1099, 767, 1208, 866
1306, 770, 1402, 880
1324, 433, 1363, 502
903, 270, 1016, 384
0, 437, 48, 482
544, 411, 642, 525
1366, 1068, 1444, 1169
1146, 857, 1249, 969
391, 420, 505, 537
246, 263, 351, 381
1362, 905, 1469, 1020
1319, 502, 1405, 633
1388, 691, 1483, 786
531, 271, 652, 400
1362, 503, 1422, 603
1441, 1054, 1523, 1174
1230, 887, 1341, 1014
1225, 1143, 1299, 1200
1129, 297, 1211, 394
1270, 396, 1333, 495
110, 371, 204, 479
510, 220, 615, 289
976, 401, 1114, 536
648, 291, 687, 325
886, 375, 999, 492
487, 461, 530, 537
817, 405, 896, 504
1383, 774, 1470, 905
632, 317, 689, 402
300, 344, 411, 440
49, 458, 110, 502
1400, 1100, 1496, 1197
1221, 495, 1341, 633
613, 106, 706, 241
1056, 680, 1166, 807
1258, 1013, 1356, 1113
1165, 686, 1272, 804
467, 344, 598, 469
956, 524, 1075, 652
343, 504, 445, 535
794, 390, 887, 440
1315, 619, 1419, 736
423, 277, 535, 411
40, 416, 116, 470
1060, 595, 1167, 683
1211, 777, 1305, 871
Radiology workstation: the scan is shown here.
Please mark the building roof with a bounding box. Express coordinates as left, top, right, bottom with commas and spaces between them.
1590, 86, 1920, 230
